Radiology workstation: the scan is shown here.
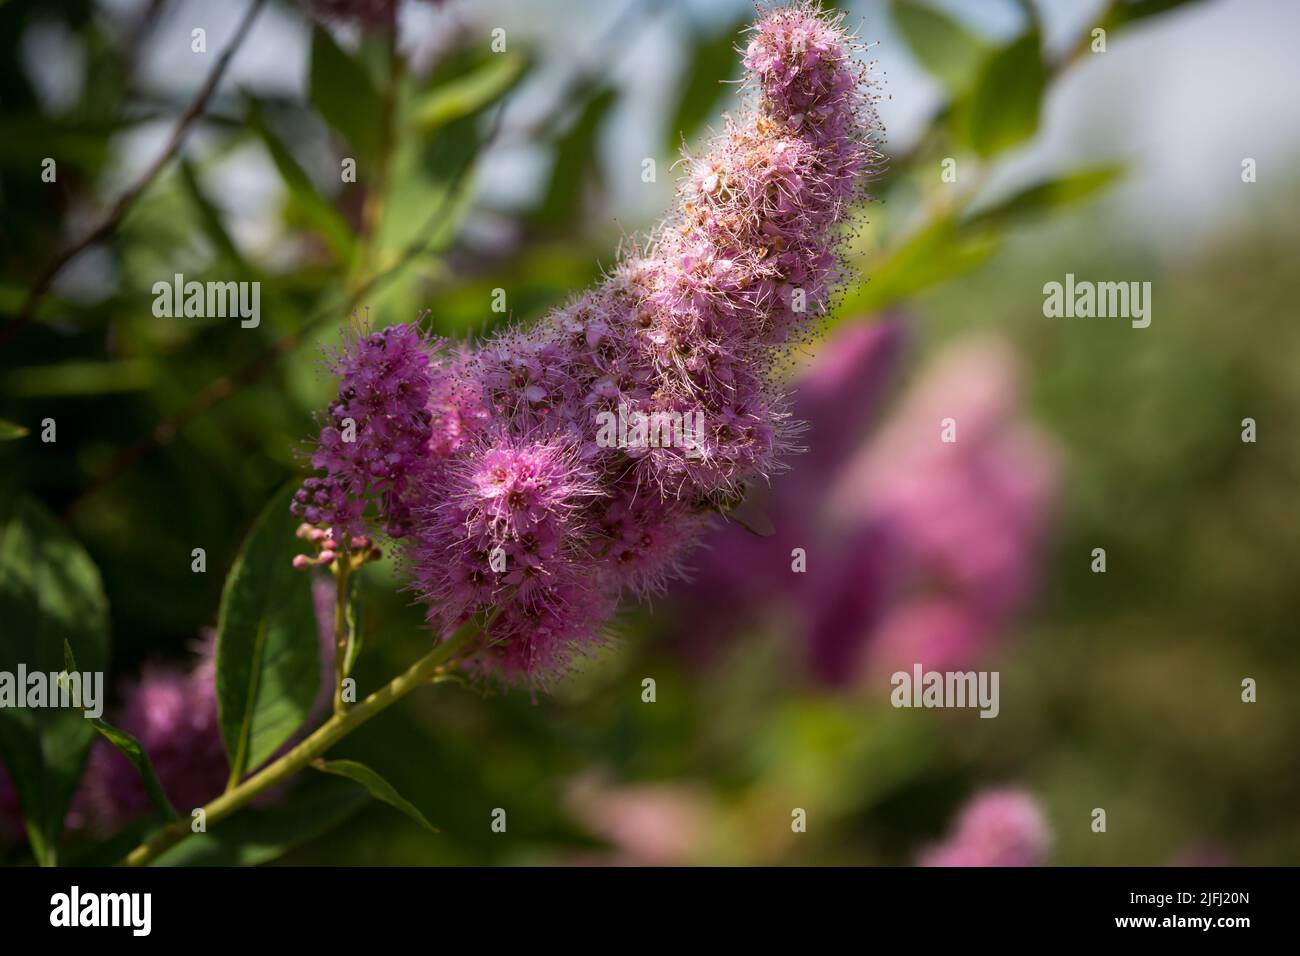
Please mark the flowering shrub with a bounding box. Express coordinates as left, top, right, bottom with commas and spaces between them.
293, 2, 882, 682
3, 2, 891, 866
2, 0, 1240, 872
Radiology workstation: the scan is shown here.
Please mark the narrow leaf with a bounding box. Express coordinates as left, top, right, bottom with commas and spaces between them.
2, 359, 156, 397
889, 1, 988, 97
531, 87, 619, 228
667, 14, 749, 149
1100, 0, 1208, 31
313, 758, 439, 833
963, 165, 1124, 228
957, 29, 1047, 158
718, 496, 776, 538
309, 25, 383, 167
177, 156, 250, 272
246, 95, 356, 263
90, 721, 180, 822
57, 639, 177, 822
834, 217, 1002, 321
0, 418, 28, 440
414, 51, 529, 133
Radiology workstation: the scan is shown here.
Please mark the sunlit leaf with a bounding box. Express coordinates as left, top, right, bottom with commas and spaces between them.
834, 217, 1002, 321
216, 486, 321, 784
957, 29, 1047, 158
889, 1, 988, 97
1100, 0, 1209, 31
963, 165, 1124, 227
414, 51, 529, 134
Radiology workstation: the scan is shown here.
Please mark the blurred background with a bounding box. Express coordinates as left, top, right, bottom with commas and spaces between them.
1, 0, 1298, 865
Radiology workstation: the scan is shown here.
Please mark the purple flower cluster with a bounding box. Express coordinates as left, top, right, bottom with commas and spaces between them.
293, 324, 437, 538
917, 788, 1051, 867
295, 4, 881, 682
677, 325, 1059, 685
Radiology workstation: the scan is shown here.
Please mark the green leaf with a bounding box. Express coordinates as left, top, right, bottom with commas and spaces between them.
0, 497, 109, 865
151, 777, 368, 866
0, 116, 154, 170
957, 29, 1047, 158
309, 25, 383, 167
666, 14, 749, 150
375, 113, 480, 261
89, 721, 180, 822
889, 1, 988, 97
414, 51, 529, 134
177, 157, 250, 272
60, 639, 177, 821
1100, 0, 1208, 31
834, 217, 1002, 320
530, 87, 620, 228
312, 758, 438, 833
2, 359, 157, 397
963, 165, 1124, 228
0, 418, 28, 440
245, 95, 356, 264
215, 486, 322, 784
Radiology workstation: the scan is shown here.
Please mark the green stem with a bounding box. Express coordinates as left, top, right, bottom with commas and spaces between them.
332, 557, 352, 716
122, 628, 473, 867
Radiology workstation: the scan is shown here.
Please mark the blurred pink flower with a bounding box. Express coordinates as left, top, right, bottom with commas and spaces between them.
565, 773, 709, 866
678, 328, 1060, 685
678, 316, 905, 673
918, 788, 1051, 867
